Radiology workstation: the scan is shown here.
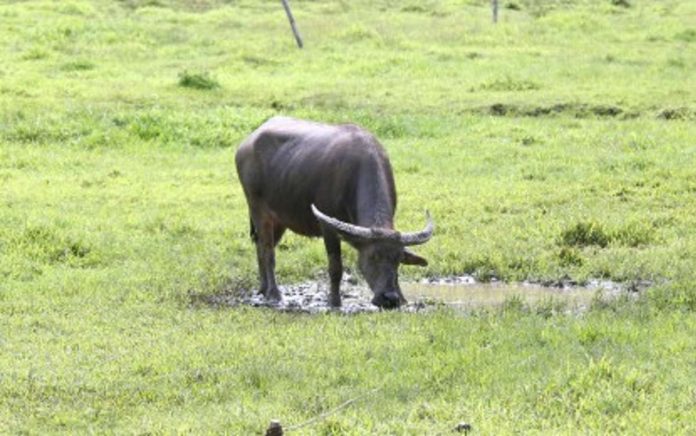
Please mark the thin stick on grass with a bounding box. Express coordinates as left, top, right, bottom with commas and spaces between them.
284, 388, 381, 431
280, 0, 304, 48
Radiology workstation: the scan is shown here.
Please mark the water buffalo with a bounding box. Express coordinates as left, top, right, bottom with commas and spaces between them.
235, 116, 433, 309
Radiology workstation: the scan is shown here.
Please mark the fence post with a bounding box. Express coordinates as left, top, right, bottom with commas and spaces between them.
492, 0, 499, 23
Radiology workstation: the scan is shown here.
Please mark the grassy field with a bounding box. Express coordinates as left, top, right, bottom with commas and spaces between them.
1, 0, 696, 433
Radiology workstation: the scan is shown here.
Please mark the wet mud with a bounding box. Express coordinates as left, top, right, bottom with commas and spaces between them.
202, 274, 649, 315
204, 274, 428, 314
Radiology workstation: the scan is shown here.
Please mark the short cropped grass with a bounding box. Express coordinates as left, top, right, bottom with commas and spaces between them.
1, 0, 695, 433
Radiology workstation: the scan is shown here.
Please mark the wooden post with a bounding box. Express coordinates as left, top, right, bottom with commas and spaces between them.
492, 0, 499, 23
280, 0, 304, 49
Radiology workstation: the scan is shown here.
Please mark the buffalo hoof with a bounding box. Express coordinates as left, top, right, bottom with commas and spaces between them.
263, 287, 282, 303
328, 292, 342, 308
372, 291, 401, 310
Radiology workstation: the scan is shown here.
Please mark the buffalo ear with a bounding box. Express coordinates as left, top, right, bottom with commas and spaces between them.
402, 248, 428, 267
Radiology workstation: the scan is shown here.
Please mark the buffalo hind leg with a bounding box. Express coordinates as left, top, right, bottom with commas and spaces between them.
321, 230, 343, 308
252, 212, 284, 302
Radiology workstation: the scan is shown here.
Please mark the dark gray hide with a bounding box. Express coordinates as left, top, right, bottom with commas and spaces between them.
235, 116, 433, 309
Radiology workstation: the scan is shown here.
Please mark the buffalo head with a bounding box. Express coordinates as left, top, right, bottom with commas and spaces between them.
311, 205, 433, 309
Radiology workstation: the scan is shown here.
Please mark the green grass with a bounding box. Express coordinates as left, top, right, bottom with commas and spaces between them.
178, 70, 221, 90
1, 0, 696, 433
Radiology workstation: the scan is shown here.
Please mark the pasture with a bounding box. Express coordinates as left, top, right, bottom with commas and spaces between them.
1, 0, 695, 433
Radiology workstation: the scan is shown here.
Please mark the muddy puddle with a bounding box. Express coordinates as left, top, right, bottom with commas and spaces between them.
203, 274, 647, 315
204, 274, 382, 314
404, 277, 626, 312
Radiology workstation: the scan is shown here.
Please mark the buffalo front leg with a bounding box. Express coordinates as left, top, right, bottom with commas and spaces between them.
321, 230, 343, 308
252, 213, 282, 302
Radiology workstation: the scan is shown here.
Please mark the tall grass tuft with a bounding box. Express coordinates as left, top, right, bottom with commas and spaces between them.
178, 70, 220, 90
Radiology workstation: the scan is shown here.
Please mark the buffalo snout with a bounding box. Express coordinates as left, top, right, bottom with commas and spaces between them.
372, 291, 402, 310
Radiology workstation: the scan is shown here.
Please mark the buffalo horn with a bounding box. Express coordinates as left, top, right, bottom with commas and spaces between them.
399, 211, 434, 246
311, 204, 375, 240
